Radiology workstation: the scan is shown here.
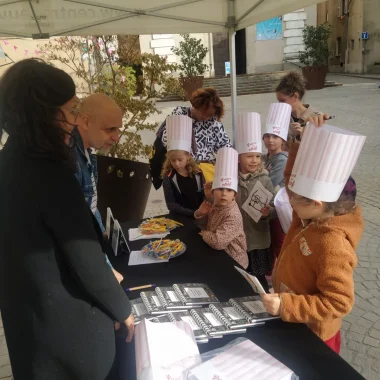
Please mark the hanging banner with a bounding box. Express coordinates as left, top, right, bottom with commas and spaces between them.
256, 16, 283, 41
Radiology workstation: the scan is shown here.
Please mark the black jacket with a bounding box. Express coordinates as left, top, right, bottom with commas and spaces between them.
162, 170, 205, 217
0, 139, 131, 380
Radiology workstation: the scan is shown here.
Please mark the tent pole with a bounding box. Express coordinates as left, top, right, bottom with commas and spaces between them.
228, 28, 237, 146
227, 0, 237, 146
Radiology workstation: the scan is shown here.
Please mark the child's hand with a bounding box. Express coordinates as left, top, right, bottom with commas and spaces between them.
204, 181, 213, 202
261, 293, 281, 316
261, 205, 271, 218
196, 201, 212, 217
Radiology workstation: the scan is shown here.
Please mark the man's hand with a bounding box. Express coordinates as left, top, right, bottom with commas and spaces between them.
261, 205, 271, 218
261, 293, 281, 316
124, 314, 135, 342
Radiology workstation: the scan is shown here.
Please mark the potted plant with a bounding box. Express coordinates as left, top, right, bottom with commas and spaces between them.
41, 36, 181, 222
171, 34, 209, 100
299, 25, 332, 90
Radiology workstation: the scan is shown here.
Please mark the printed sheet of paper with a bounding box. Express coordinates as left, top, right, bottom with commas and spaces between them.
135, 319, 200, 380
128, 251, 168, 266
184, 287, 209, 299
234, 266, 267, 294
128, 228, 169, 241
188, 339, 294, 380
241, 180, 273, 223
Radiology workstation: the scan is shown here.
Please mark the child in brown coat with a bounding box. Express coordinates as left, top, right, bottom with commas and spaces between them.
195, 147, 248, 269
262, 129, 364, 354
195, 187, 248, 269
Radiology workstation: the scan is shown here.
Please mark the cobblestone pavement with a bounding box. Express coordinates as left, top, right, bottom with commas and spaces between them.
1, 75, 379, 379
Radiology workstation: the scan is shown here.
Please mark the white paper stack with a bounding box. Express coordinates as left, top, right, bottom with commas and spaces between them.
135, 319, 201, 380
128, 228, 169, 241
188, 340, 296, 380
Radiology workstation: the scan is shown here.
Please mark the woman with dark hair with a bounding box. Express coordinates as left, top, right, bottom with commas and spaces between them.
275, 71, 326, 137
150, 88, 231, 188
0, 59, 134, 380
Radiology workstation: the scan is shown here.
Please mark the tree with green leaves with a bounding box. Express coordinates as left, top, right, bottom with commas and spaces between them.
299, 25, 332, 67
171, 34, 208, 78
40, 36, 182, 161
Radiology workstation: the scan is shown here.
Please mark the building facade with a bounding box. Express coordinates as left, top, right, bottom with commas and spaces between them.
317, 0, 380, 74
140, 5, 317, 77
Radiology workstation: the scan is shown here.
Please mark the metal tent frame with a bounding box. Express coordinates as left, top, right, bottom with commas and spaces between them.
0, 0, 325, 140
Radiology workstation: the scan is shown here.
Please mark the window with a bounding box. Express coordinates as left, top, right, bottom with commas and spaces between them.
336, 37, 342, 56
351, 39, 355, 50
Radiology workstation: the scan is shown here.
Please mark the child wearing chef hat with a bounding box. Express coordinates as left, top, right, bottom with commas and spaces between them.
262, 103, 292, 267
161, 115, 207, 217
261, 122, 366, 354
194, 147, 248, 269
235, 112, 275, 293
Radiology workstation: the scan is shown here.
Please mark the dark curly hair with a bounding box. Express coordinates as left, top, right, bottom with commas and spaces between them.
0, 59, 76, 160
276, 71, 306, 100
190, 87, 224, 121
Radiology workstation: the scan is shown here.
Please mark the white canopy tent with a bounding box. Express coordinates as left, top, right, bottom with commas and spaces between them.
0, 0, 325, 138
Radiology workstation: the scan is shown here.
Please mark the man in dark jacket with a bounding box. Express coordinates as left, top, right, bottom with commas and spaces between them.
74, 93, 124, 283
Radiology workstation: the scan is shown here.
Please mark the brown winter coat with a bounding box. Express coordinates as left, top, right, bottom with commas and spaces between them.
273, 142, 364, 341
198, 200, 248, 269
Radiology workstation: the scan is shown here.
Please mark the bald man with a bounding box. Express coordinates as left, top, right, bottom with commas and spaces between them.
73, 93, 123, 282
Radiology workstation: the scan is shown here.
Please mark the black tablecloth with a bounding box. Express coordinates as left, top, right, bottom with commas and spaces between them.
109, 214, 363, 380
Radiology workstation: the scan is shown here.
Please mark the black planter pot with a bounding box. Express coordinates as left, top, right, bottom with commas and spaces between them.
96, 155, 151, 223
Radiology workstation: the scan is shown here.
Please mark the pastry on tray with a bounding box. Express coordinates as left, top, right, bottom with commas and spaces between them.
138, 217, 183, 235
141, 239, 186, 260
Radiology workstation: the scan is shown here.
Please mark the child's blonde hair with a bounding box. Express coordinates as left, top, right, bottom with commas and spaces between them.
160, 150, 200, 178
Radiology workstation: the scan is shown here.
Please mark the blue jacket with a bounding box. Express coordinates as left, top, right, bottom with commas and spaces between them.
72, 128, 105, 232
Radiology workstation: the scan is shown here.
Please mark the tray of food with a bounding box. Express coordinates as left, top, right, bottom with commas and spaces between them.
138, 217, 183, 235
141, 239, 187, 260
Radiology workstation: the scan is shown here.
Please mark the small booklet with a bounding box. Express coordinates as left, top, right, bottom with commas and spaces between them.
130, 298, 151, 325
167, 311, 209, 341
173, 283, 219, 306
150, 314, 173, 323
234, 266, 267, 294
190, 308, 246, 337
241, 180, 273, 223
209, 302, 263, 330
155, 286, 200, 310
140, 290, 171, 315
229, 296, 280, 323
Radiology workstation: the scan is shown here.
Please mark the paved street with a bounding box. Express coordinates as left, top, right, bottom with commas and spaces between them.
1, 74, 380, 378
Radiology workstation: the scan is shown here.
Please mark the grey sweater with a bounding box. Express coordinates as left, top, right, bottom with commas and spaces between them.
264, 152, 288, 188
236, 170, 275, 252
